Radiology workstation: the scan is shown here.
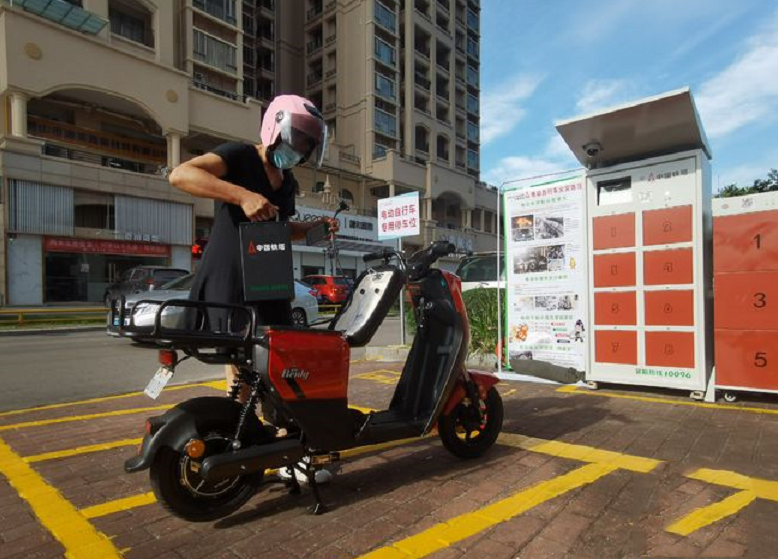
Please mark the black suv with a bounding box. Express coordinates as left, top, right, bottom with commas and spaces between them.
104, 266, 189, 306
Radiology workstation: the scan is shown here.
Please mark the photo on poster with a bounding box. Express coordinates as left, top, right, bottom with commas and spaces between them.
511, 215, 535, 242
513, 244, 565, 274
534, 216, 564, 240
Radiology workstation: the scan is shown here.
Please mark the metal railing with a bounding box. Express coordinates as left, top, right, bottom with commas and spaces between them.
0, 307, 108, 325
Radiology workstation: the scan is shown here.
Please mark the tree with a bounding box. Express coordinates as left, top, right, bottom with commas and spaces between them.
714, 169, 778, 198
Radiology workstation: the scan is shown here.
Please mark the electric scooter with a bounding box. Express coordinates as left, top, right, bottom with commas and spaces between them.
113, 240, 503, 522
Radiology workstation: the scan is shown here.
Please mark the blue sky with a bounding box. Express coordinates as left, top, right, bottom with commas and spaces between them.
479, 0, 778, 190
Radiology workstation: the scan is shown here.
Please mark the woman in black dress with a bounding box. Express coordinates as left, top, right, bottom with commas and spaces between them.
168, 95, 338, 399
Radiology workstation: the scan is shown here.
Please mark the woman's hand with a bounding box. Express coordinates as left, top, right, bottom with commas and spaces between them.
240, 191, 279, 221
321, 217, 340, 239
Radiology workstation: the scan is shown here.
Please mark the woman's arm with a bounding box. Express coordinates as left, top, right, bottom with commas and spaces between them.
168, 154, 278, 221
288, 218, 340, 241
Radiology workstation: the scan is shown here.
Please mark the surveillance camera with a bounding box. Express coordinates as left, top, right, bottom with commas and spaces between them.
583, 141, 603, 158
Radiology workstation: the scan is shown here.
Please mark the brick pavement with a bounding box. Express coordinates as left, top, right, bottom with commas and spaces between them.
1, 361, 778, 558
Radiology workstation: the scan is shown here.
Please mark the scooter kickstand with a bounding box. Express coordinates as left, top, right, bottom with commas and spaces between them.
306, 473, 327, 515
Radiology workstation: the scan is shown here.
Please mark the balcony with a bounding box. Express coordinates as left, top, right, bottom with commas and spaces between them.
9, 0, 108, 35
307, 38, 323, 54
414, 74, 431, 90
324, 102, 336, 113
307, 3, 323, 21
192, 79, 246, 102
325, 34, 337, 46
28, 116, 166, 172
193, 0, 237, 26
437, 0, 450, 13
325, 68, 337, 80
307, 72, 323, 87
325, 0, 336, 10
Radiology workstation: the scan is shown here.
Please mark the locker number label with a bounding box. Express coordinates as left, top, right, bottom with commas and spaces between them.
754, 292, 767, 309
755, 352, 768, 368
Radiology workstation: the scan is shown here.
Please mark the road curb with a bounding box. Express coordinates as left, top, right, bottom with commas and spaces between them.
0, 326, 105, 337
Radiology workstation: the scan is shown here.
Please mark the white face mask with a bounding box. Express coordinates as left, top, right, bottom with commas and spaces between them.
270, 142, 304, 170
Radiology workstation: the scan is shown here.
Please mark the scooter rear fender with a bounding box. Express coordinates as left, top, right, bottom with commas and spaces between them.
124, 397, 247, 473
442, 370, 500, 417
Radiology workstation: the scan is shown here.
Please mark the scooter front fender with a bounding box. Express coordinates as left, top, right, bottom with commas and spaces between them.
124, 397, 246, 473
442, 370, 500, 417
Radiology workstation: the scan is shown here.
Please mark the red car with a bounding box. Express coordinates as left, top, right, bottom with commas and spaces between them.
301, 275, 351, 304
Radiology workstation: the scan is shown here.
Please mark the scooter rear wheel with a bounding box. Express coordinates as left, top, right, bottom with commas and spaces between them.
439, 386, 503, 459
149, 419, 264, 522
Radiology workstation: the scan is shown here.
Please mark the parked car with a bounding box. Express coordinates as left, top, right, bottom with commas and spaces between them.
301, 275, 351, 304
109, 275, 319, 336
104, 266, 189, 306
455, 252, 505, 292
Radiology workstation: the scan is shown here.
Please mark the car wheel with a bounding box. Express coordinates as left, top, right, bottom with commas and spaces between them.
291, 308, 307, 327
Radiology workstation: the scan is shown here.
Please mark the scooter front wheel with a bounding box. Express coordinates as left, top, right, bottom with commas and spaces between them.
439, 386, 503, 459
149, 420, 264, 522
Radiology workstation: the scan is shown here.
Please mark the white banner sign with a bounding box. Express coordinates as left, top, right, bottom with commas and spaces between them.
377, 192, 420, 240
504, 176, 588, 372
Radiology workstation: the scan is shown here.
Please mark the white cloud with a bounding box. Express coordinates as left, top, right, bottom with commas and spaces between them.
480, 74, 543, 145
575, 79, 637, 115
483, 134, 581, 185
696, 12, 778, 139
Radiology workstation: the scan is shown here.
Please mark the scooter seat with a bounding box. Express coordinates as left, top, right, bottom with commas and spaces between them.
330, 266, 405, 347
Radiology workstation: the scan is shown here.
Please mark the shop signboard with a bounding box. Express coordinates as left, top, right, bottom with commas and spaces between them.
503, 176, 589, 373
44, 237, 171, 257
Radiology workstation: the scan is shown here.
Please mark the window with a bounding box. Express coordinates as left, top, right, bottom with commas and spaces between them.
374, 143, 389, 158
110, 8, 149, 45
467, 121, 479, 143
467, 37, 479, 58
375, 37, 396, 66
193, 30, 238, 72
375, 108, 397, 137
340, 189, 354, 202
467, 93, 478, 113
193, 0, 236, 25
467, 65, 478, 88
313, 181, 325, 193
467, 148, 478, 169
467, 8, 479, 31
374, 0, 396, 33
375, 73, 396, 100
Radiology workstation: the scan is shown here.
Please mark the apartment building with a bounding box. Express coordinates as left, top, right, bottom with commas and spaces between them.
0, 0, 495, 306
287, 0, 497, 259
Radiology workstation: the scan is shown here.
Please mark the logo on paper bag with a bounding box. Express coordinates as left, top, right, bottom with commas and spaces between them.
247, 242, 287, 255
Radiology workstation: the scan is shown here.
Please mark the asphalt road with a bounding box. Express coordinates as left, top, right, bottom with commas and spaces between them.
0, 317, 403, 412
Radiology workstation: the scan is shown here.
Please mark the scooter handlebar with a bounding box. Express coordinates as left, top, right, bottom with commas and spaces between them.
363, 247, 394, 263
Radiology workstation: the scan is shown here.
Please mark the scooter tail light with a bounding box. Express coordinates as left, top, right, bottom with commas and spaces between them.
158, 349, 177, 367
184, 439, 205, 459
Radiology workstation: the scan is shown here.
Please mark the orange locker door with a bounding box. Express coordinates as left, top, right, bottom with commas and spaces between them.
643, 205, 693, 246
644, 290, 695, 326
595, 331, 637, 365
593, 213, 635, 250
593, 252, 636, 287
594, 292, 637, 325
714, 271, 778, 330
715, 330, 778, 390
645, 332, 695, 369
644, 248, 694, 285
713, 210, 778, 273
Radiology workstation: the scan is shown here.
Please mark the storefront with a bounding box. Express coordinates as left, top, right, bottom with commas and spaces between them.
7, 235, 189, 305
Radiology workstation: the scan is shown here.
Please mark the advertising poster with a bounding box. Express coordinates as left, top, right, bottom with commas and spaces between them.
504, 176, 588, 373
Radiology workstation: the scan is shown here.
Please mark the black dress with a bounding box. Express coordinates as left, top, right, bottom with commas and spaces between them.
188, 142, 296, 331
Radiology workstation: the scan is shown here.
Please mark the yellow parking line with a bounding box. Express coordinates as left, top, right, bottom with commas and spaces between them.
357, 463, 619, 559
667, 491, 757, 536
25, 439, 143, 463
556, 385, 778, 415
0, 381, 223, 418
498, 433, 662, 473
0, 437, 123, 559
81, 492, 157, 520
0, 405, 172, 432
666, 467, 778, 536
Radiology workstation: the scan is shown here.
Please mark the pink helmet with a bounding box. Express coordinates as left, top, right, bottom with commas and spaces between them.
261, 95, 328, 168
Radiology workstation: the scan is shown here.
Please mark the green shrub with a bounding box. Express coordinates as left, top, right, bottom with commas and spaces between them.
462, 288, 506, 356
